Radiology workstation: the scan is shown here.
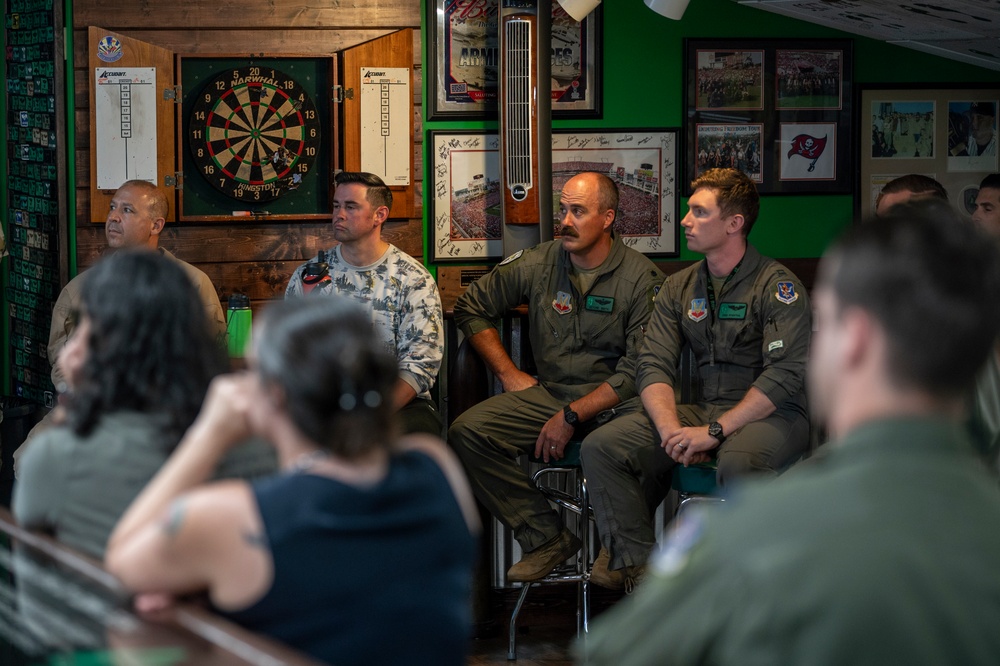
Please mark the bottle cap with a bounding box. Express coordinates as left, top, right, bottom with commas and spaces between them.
228, 293, 250, 309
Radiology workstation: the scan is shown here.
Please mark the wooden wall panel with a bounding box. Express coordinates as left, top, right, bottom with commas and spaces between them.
73, 2, 420, 29
72, 0, 425, 313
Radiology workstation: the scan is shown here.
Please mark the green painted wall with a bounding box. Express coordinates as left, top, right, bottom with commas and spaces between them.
423, 0, 997, 264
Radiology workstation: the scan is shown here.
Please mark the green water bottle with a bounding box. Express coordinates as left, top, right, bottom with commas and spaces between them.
226, 294, 253, 358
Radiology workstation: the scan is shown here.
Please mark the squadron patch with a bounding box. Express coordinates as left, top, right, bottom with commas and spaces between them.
498, 249, 523, 266
688, 298, 708, 322
552, 291, 573, 315
775, 281, 799, 304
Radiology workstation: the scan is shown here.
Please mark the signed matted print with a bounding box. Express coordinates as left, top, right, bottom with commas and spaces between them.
427, 0, 602, 119
552, 128, 679, 256
430, 131, 503, 262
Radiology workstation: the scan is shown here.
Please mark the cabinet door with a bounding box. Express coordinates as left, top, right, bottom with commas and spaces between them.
340, 29, 416, 219
88, 26, 175, 223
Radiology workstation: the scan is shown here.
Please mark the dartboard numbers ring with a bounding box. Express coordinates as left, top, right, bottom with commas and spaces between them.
189, 66, 322, 203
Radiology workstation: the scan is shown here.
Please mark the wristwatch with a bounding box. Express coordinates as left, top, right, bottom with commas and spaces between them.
708, 421, 726, 444
563, 404, 581, 428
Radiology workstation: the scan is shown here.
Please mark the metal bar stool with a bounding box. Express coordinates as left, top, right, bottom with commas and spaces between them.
507, 440, 593, 660
672, 461, 725, 517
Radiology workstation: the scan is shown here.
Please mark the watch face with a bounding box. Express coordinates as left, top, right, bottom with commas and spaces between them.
188, 66, 322, 203
564, 407, 579, 425
709, 423, 723, 438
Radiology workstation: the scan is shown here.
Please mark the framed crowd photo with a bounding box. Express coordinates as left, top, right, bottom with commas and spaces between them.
684, 38, 853, 196
426, 0, 602, 120
552, 128, 680, 256
857, 83, 999, 220
429, 130, 503, 262
430, 128, 680, 261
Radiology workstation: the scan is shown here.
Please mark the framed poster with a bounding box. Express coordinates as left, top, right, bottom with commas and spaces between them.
430, 128, 679, 261
427, 0, 602, 120
684, 38, 853, 195
552, 128, 679, 256
857, 83, 999, 220
429, 130, 503, 262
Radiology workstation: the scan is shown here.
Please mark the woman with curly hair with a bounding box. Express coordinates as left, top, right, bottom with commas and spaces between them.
13, 250, 270, 558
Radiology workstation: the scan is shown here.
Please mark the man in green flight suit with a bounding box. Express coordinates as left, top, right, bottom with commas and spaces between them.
582, 168, 812, 590
580, 200, 1000, 666
449, 171, 663, 582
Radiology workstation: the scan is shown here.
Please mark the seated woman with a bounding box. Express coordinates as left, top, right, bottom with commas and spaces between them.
12, 250, 264, 559
105, 297, 479, 666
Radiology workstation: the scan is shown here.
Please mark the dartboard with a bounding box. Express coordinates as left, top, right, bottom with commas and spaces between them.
188, 66, 321, 203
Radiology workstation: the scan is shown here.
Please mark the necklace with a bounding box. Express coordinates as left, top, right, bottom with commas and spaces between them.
288, 449, 330, 474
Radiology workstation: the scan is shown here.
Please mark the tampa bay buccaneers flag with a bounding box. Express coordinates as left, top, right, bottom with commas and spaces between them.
787, 134, 828, 172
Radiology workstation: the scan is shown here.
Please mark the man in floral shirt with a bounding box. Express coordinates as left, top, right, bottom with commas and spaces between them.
286, 172, 444, 436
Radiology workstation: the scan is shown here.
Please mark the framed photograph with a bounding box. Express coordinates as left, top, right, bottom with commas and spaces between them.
430, 130, 503, 262
426, 0, 602, 120
684, 38, 853, 195
857, 83, 999, 220
694, 123, 764, 183
694, 49, 764, 111
552, 128, 680, 256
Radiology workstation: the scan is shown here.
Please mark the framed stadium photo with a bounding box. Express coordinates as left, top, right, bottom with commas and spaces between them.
429, 130, 503, 262
684, 38, 853, 195
856, 83, 999, 221
426, 0, 603, 120
552, 128, 680, 256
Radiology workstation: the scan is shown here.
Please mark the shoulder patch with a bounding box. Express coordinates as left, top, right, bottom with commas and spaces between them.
498, 250, 523, 266
775, 281, 799, 305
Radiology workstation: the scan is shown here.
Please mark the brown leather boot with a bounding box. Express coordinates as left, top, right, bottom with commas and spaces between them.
589, 548, 625, 590
507, 529, 582, 582
589, 548, 645, 593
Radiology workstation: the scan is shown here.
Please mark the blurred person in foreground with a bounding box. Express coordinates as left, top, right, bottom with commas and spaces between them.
579, 200, 1000, 666
970, 173, 1000, 470
14, 251, 272, 559
106, 296, 479, 666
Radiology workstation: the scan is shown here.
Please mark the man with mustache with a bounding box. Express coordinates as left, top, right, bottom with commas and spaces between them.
47, 179, 226, 391
581, 168, 812, 591
449, 171, 663, 582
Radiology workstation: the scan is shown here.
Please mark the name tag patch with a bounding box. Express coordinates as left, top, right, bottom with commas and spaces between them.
719, 302, 747, 319
586, 295, 614, 313
768, 340, 784, 353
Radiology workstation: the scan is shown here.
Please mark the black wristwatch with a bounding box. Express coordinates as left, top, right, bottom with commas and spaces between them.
563, 404, 580, 428
708, 421, 726, 444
